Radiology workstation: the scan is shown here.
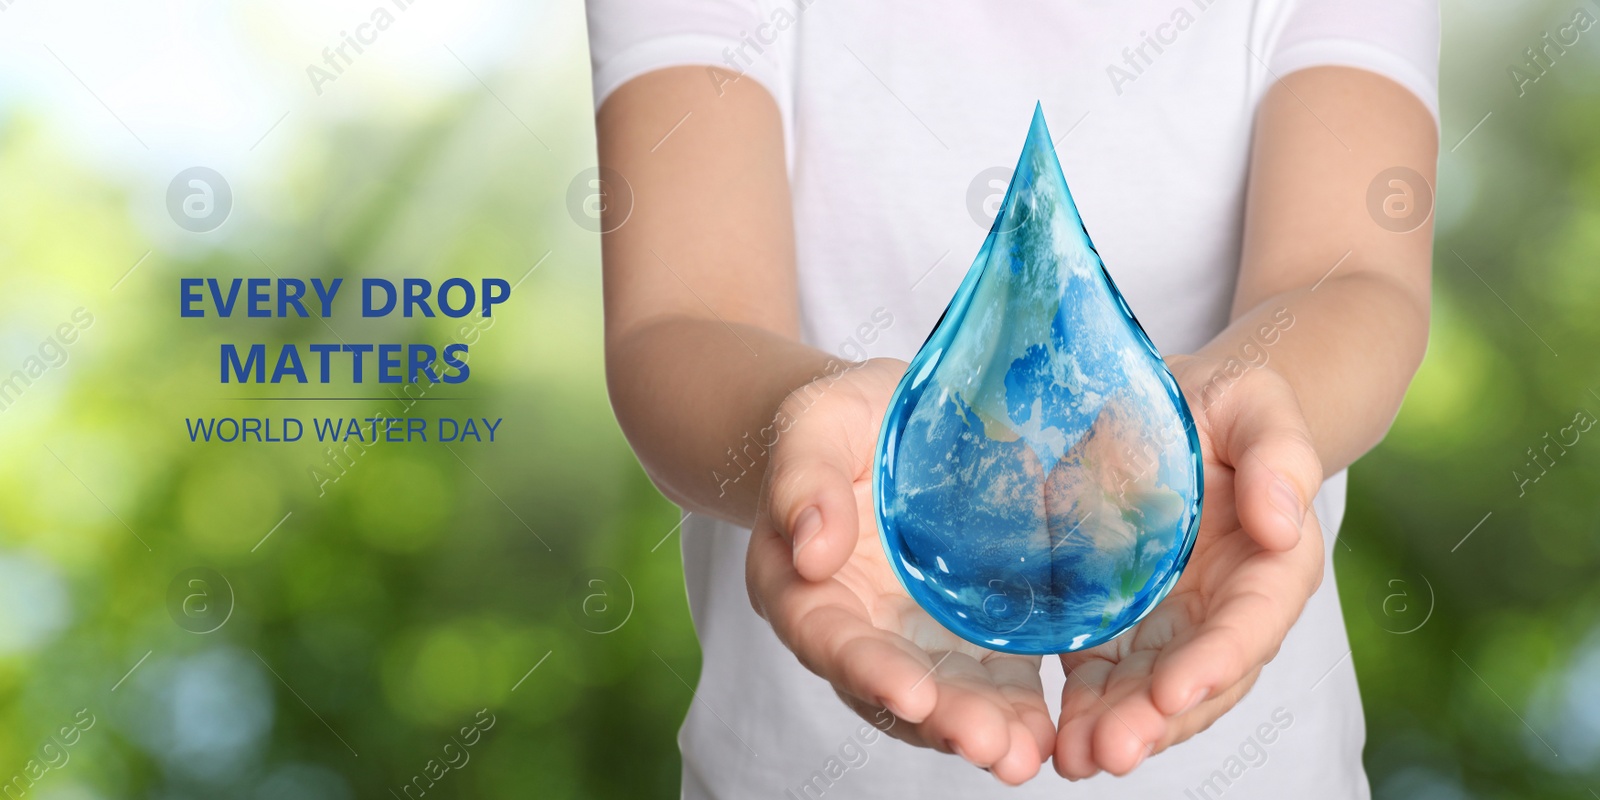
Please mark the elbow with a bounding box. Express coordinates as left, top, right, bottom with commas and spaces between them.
604, 361, 685, 505
1397, 280, 1432, 383
1360, 276, 1433, 455
603, 340, 718, 515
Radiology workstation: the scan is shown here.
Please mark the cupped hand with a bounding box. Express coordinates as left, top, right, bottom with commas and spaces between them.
744, 357, 1055, 785
1052, 356, 1327, 779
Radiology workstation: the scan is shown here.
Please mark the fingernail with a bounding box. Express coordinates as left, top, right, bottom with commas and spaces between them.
877, 696, 908, 720
1179, 686, 1208, 715
1270, 480, 1305, 529
791, 506, 822, 563
1131, 742, 1154, 770
1066, 768, 1102, 783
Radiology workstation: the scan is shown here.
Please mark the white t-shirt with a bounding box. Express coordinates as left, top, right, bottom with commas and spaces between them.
585, 2, 1438, 797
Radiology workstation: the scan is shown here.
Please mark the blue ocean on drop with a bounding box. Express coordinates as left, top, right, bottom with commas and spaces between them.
873, 105, 1203, 655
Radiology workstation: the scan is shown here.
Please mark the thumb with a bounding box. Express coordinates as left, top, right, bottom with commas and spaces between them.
1213, 371, 1324, 551
762, 396, 870, 581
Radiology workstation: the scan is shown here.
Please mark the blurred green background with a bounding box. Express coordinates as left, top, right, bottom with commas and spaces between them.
0, 0, 1595, 797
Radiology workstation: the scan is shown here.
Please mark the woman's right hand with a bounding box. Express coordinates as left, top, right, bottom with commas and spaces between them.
744, 357, 1055, 785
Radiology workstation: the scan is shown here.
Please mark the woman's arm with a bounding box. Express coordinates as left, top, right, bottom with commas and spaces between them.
600, 68, 1059, 783
602, 63, 1434, 537
1053, 68, 1437, 777
1204, 66, 1435, 477
599, 62, 1438, 783
598, 66, 833, 526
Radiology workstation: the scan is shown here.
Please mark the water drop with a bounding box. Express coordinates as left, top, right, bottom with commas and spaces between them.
874, 105, 1203, 655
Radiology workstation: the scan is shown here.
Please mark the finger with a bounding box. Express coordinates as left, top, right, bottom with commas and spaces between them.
907, 652, 1017, 769
1149, 546, 1321, 716
835, 689, 1037, 786
1053, 713, 1099, 780
747, 524, 939, 721
992, 720, 1046, 785
1060, 653, 1164, 777
763, 396, 869, 580
836, 693, 915, 744
841, 654, 1023, 771
987, 656, 1054, 765
1054, 657, 1116, 780
1091, 687, 1168, 776
845, 684, 1046, 785
1162, 670, 1257, 746
928, 654, 1051, 784
1210, 371, 1324, 551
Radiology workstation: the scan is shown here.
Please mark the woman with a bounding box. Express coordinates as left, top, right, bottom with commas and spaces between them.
586, 1, 1437, 796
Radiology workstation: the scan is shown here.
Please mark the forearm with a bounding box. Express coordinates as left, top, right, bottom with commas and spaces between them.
1204, 67, 1436, 477
598, 67, 817, 526
1195, 267, 1428, 475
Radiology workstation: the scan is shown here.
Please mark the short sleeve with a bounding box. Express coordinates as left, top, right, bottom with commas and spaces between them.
1269, 0, 1441, 125
584, 0, 782, 110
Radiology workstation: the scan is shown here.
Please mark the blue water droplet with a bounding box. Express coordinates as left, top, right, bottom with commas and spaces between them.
874, 105, 1203, 655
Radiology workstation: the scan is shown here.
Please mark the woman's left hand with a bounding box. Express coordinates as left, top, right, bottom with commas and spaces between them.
1052, 356, 1327, 779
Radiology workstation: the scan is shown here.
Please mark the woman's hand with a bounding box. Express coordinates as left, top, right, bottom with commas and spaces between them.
745, 354, 1326, 784
744, 357, 1056, 785
1052, 356, 1326, 779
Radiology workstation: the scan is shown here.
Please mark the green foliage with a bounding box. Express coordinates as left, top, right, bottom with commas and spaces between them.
1342, 3, 1600, 796
0, 3, 1596, 797
0, 83, 694, 797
